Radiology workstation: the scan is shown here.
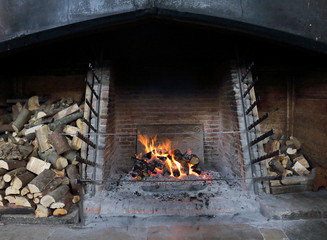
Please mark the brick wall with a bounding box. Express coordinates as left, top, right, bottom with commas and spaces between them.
103, 62, 245, 179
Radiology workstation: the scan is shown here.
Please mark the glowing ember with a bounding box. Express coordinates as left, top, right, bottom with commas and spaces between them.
131, 134, 208, 180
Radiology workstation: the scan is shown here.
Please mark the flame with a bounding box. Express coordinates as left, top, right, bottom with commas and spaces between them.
136, 134, 202, 179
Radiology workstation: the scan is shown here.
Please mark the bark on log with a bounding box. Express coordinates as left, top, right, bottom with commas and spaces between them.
18, 145, 34, 159
35, 204, 50, 218
3, 167, 26, 182
24, 125, 43, 136
40, 185, 69, 207
0, 160, 26, 170
66, 165, 80, 195
27, 96, 40, 113
38, 148, 55, 161
26, 157, 51, 175
0, 169, 7, 176
0, 143, 23, 160
0, 124, 13, 134
28, 169, 56, 193
0, 113, 13, 124
48, 130, 71, 155
53, 194, 73, 216
47, 151, 68, 170
12, 109, 31, 133
50, 192, 73, 209
11, 171, 35, 189
63, 150, 79, 165
53, 104, 79, 121
0, 176, 9, 190
35, 125, 51, 153
49, 111, 83, 131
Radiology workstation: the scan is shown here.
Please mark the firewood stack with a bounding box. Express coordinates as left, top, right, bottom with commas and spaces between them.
0, 96, 83, 218
131, 149, 202, 180
264, 136, 312, 177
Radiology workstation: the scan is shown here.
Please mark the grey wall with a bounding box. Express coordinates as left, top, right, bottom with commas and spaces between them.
0, 0, 327, 53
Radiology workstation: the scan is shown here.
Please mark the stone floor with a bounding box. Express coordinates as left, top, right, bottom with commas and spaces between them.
0, 216, 327, 240
1, 191, 327, 239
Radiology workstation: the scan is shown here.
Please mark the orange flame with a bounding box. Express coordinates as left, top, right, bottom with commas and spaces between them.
137, 134, 202, 179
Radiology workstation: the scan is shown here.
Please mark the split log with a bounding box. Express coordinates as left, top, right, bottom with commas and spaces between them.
280, 155, 292, 169
0, 124, 13, 134
24, 125, 43, 136
21, 187, 29, 196
53, 194, 73, 216
5, 196, 34, 208
33, 198, 40, 204
40, 185, 69, 207
47, 151, 68, 170
53, 104, 79, 121
72, 195, 80, 204
0, 160, 26, 170
28, 169, 56, 193
71, 136, 82, 151
11, 171, 35, 189
48, 130, 71, 154
50, 192, 73, 209
5, 186, 20, 195
63, 150, 79, 165
3, 167, 26, 182
27, 96, 40, 113
34, 192, 42, 198
293, 155, 310, 168
0, 143, 23, 160
49, 111, 83, 131
35, 204, 50, 218
66, 165, 80, 195
35, 111, 47, 120
52, 169, 65, 178
292, 161, 310, 176
26, 157, 51, 175
12, 109, 31, 133
63, 125, 79, 136
35, 125, 51, 152
76, 119, 84, 129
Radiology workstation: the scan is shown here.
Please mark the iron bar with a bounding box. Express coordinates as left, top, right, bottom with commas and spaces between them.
247, 112, 269, 130
251, 150, 281, 164
246, 96, 260, 115
82, 117, 97, 133
85, 78, 99, 99
49, 175, 282, 184
76, 132, 96, 148
240, 62, 254, 82
243, 76, 259, 98
250, 129, 274, 146
75, 155, 96, 167
85, 99, 98, 117
89, 63, 100, 83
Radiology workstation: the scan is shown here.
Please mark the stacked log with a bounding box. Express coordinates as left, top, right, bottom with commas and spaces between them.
0, 96, 84, 217
264, 136, 315, 194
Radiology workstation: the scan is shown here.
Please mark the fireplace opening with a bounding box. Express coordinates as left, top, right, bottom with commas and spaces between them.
0, 18, 326, 220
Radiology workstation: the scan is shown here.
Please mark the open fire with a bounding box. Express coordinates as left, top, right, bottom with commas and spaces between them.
130, 134, 208, 180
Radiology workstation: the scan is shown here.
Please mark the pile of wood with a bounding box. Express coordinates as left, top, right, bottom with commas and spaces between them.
131, 149, 202, 180
264, 136, 315, 194
0, 96, 83, 218
264, 136, 312, 177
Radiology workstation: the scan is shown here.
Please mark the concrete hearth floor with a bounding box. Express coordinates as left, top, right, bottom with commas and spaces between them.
0, 191, 326, 239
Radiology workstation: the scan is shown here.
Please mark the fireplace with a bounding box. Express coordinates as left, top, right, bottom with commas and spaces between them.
0, 15, 326, 223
